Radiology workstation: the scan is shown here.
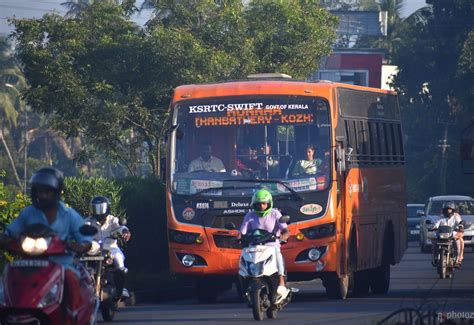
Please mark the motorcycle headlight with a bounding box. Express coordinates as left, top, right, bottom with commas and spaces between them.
21, 236, 51, 256
37, 282, 59, 308
87, 240, 101, 256
248, 262, 264, 276
438, 233, 450, 239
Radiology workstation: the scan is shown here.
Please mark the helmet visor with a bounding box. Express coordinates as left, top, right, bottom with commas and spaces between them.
91, 202, 108, 215
252, 202, 269, 211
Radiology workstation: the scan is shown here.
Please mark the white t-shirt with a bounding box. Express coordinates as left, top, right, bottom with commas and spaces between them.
188, 156, 226, 172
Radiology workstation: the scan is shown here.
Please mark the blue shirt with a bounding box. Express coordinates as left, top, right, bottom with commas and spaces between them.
6, 202, 92, 274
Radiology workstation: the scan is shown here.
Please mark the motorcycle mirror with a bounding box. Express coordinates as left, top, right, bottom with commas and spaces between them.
119, 218, 127, 226
416, 209, 425, 217
224, 222, 237, 230
425, 219, 432, 225
279, 215, 291, 224
79, 224, 98, 236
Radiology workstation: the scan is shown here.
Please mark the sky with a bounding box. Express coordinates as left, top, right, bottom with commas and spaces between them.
0, 0, 428, 37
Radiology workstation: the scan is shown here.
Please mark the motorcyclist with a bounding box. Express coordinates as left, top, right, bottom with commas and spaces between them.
85, 196, 131, 298
238, 189, 290, 302
432, 201, 464, 266
0, 167, 92, 325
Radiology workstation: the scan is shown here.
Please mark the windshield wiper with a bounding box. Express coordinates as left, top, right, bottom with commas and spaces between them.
223, 179, 304, 202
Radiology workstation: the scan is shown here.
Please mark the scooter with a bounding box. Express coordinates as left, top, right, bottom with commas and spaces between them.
0, 223, 98, 324
80, 229, 125, 322
227, 215, 297, 321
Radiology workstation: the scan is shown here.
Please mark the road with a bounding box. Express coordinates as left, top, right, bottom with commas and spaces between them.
104, 242, 474, 324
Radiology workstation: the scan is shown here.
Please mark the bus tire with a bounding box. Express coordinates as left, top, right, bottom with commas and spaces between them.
352, 270, 370, 296
369, 264, 390, 294
323, 273, 350, 300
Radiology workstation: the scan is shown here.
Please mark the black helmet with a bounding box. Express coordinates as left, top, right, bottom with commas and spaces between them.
30, 167, 64, 210
90, 196, 111, 220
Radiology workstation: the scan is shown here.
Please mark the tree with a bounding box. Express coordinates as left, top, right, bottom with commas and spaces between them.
11, 0, 338, 178
392, 0, 474, 199
0, 37, 27, 189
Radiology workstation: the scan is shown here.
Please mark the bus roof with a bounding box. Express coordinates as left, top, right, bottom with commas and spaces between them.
172, 79, 396, 103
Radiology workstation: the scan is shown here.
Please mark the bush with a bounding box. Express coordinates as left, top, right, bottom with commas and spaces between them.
63, 174, 126, 219
0, 171, 30, 272
117, 177, 168, 281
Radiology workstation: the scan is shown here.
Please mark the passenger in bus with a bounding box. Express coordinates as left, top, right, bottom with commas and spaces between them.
238, 189, 290, 303
188, 143, 226, 172
293, 144, 322, 176
235, 146, 264, 175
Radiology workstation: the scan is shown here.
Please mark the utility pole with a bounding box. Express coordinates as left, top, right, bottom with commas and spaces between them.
438, 123, 450, 195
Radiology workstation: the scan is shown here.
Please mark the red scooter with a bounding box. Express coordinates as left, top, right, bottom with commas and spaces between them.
0, 223, 99, 324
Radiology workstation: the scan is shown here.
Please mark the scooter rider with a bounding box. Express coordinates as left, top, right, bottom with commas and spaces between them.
238, 189, 291, 301
0, 167, 92, 325
85, 196, 131, 297
433, 201, 464, 266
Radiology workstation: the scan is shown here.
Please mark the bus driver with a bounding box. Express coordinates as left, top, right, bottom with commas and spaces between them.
188, 143, 226, 173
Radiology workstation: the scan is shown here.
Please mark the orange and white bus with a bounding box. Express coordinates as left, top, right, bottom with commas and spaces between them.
166, 74, 407, 302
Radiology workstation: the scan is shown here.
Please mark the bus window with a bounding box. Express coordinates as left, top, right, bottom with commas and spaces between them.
169, 96, 331, 195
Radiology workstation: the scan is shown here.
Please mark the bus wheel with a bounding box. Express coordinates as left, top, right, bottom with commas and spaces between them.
369, 264, 390, 294
352, 270, 370, 296
323, 273, 350, 300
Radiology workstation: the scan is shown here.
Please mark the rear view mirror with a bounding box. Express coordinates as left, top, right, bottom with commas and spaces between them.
119, 218, 127, 226
416, 209, 425, 217
279, 215, 291, 224
425, 219, 432, 225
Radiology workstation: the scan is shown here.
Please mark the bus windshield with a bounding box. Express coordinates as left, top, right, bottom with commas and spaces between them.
170, 95, 331, 197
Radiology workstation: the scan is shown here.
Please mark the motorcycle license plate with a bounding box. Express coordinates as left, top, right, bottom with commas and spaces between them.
11, 260, 49, 267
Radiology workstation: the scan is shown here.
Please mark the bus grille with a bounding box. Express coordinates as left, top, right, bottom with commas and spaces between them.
213, 234, 241, 249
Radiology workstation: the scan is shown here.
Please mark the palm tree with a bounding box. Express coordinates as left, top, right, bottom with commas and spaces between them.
0, 37, 27, 190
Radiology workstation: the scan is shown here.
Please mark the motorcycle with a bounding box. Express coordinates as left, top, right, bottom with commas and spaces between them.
0, 223, 98, 324
427, 220, 465, 279
80, 222, 127, 322
226, 215, 297, 321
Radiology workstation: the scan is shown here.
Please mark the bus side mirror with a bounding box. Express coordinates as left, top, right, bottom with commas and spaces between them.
336, 144, 346, 173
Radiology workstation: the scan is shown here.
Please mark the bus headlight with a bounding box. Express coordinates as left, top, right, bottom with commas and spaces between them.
169, 230, 202, 245
182, 254, 196, 267
308, 248, 321, 261
300, 223, 335, 239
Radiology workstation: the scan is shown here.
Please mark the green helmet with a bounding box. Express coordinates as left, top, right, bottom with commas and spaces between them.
251, 189, 273, 217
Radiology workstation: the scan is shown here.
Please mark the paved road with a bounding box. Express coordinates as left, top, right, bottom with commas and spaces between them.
104, 242, 474, 324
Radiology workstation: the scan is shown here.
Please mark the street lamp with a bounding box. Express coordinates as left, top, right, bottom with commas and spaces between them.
5, 83, 28, 193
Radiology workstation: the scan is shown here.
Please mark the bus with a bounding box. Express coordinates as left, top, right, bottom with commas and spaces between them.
166, 74, 407, 302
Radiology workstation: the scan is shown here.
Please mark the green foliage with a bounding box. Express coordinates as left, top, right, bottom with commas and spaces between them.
63, 174, 126, 219
11, 0, 338, 178
116, 177, 167, 273
392, 0, 474, 200
0, 170, 30, 229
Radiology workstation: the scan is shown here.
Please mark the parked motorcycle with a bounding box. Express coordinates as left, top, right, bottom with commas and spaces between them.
427, 220, 465, 279
226, 215, 297, 321
80, 225, 126, 322
0, 223, 98, 324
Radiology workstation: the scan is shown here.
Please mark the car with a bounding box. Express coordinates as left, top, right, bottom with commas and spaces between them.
407, 203, 424, 241
419, 195, 474, 253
